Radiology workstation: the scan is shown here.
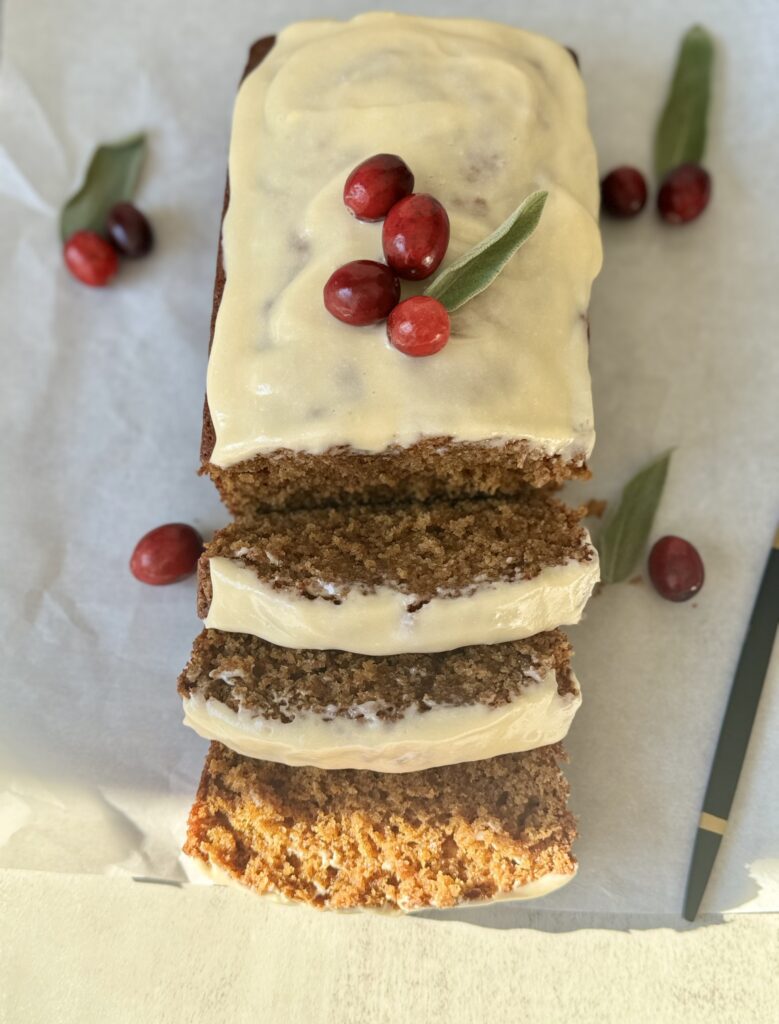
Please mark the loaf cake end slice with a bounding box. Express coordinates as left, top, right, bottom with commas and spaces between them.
201, 17, 601, 514
183, 742, 577, 911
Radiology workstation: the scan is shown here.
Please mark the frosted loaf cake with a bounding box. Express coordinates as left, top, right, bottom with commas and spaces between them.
201, 16, 602, 514
182, 14, 603, 913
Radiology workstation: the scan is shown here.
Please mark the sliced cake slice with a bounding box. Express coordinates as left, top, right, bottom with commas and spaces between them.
199, 492, 599, 656
183, 742, 577, 911
178, 628, 580, 772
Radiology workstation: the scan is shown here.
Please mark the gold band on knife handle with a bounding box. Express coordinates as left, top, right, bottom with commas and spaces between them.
699, 812, 727, 835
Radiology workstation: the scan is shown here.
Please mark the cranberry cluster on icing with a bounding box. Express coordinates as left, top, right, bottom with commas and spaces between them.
323, 154, 451, 356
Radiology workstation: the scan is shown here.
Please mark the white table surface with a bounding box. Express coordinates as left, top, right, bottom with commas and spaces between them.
1, 869, 778, 1024
2, 0, 778, 1020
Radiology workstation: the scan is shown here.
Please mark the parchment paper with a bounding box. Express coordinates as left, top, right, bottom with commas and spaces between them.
1, 0, 777, 916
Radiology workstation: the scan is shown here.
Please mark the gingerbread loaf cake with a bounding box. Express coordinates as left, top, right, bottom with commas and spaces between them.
201, 15, 602, 516
197, 493, 599, 655
180, 14, 605, 913
184, 742, 577, 911
178, 628, 580, 772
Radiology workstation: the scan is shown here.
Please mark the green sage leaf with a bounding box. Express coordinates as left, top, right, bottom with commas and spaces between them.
598, 450, 674, 584
60, 133, 147, 241
424, 190, 548, 312
654, 26, 714, 179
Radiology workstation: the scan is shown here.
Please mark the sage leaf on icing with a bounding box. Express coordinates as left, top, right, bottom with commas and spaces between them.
424, 190, 548, 312
598, 450, 674, 584
60, 133, 147, 241
654, 26, 714, 179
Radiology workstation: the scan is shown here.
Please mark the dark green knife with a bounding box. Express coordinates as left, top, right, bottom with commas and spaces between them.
683, 526, 779, 921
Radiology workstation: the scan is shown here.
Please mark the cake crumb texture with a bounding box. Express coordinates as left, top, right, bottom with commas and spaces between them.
198, 492, 594, 613
184, 742, 577, 911
202, 440, 589, 516
178, 628, 575, 721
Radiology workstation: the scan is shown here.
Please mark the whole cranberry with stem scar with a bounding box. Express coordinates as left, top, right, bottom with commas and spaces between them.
323, 259, 400, 326
63, 230, 119, 286
601, 166, 648, 218
648, 535, 704, 602
130, 523, 203, 585
107, 201, 154, 257
382, 194, 450, 280
657, 163, 711, 224
387, 296, 451, 357
343, 154, 415, 222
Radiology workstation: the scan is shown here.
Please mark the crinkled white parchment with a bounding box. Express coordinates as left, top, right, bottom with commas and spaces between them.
0, 0, 777, 915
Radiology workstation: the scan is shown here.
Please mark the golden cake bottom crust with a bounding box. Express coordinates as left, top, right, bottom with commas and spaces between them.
184, 742, 577, 911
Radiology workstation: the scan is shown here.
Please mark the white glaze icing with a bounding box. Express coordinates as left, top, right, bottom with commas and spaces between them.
207, 13, 601, 468
182, 668, 581, 772
204, 549, 599, 654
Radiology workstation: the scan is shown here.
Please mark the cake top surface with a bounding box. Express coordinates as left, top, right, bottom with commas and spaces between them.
207, 14, 601, 468
178, 627, 575, 720
201, 493, 595, 603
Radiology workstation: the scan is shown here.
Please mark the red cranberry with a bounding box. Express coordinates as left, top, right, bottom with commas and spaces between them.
657, 163, 711, 224
387, 296, 450, 357
648, 536, 704, 602
130, 523, 203, 585
343, 154, 414, 222
323, 260, 400, 325
64, 230, 119, 286
601, 166, 648, 218
382, 194, 450, 280
106, 202, 154, 257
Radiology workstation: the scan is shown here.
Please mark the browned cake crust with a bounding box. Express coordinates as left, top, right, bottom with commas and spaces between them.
199, 38, 591, 516
178, 628, 575, 722
184, 742, 577, 911
197, 492, 594, 616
